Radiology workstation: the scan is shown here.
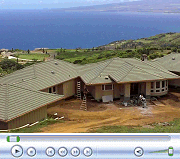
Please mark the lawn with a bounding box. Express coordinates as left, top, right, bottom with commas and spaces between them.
88, 118, 180, 133
18, 54, 49, 61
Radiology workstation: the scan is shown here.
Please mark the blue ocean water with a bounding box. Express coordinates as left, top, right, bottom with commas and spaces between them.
0, 10, 180, 50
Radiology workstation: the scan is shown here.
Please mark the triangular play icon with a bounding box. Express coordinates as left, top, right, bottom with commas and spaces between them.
15, 149, 20, 153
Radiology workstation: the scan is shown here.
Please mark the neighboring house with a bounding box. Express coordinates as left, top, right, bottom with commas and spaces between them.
153, 53, 180, 87
0, 57, 179, 130
1, 52, 15, 58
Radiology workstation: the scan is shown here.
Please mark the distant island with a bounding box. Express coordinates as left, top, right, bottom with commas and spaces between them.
56, 0, 180, 13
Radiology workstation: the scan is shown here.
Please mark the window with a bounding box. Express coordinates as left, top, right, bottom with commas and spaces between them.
156, 90, 160, 92
162, 88, 165, 92
156, 82, 160, 88
151, 82, 154, 89
53, 86, 56, 93
102, 84, 113, 90
162, 81, 165, 88
151, 90, 154, 92
48, 88, 52, 93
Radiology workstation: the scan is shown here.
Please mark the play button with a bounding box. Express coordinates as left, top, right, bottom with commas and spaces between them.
11, 145, 23, 157
134, 147, 144, 157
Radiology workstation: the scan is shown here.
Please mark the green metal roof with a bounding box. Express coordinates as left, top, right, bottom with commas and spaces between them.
153, 53, 180, 72
79, 57, 179, 84
0, 60, 78, 91
0, 84, 64, 121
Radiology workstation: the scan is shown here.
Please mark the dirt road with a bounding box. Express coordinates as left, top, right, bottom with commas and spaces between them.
40, 92, 180, 133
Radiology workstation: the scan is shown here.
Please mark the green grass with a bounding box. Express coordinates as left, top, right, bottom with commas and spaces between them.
18, 54, 49, 61
88, 118, 180, 133
9, 118, 64, 133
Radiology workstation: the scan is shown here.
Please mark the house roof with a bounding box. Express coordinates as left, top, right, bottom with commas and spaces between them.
0, 60, 78, 91
0, 84, 64, 121
79, 57, 179, 84
153, 53, 180, 72
0, 57, 179, 87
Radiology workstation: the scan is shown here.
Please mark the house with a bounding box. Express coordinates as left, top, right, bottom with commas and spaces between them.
0, 57, 179, 130
153, 53, 180, 87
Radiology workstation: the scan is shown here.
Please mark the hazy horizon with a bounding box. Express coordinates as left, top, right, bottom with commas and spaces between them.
0, 0, 140, 9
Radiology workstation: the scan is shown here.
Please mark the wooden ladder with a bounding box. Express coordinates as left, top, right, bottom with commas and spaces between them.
80, 94, 87, 111
77, 81, 81, 100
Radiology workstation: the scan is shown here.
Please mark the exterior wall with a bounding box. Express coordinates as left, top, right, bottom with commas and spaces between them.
63, 79, 75, 98
139, 82, 146, 95
113, 84, 120, 98
169, 79, 180, 87
95, 85, 113, 100
124, 83, 130, 101
57, 83, 63, 95
0, 121, 8, 130
8, 106, 47, 130
146, 82, 151, 99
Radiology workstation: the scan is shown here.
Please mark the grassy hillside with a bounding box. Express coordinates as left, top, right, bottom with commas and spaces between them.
55, 32, 180, 64
105, 32, 180, 50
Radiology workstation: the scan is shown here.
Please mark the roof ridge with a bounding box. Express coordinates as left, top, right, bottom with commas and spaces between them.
118, 62, 134, 82
88, 58, 114, 84
145, 61, 178, 77
125, 61, 163, 79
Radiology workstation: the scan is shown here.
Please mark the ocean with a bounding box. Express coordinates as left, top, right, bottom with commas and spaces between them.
0, 10, 180, 50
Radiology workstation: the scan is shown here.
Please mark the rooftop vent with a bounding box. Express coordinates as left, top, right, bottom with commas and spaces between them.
105, 76, 109, 79
51, 71, 54, 74
172, 57, 175, 60
55, 62, 58, 65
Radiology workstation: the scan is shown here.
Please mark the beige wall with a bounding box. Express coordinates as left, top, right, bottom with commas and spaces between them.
57, 83, 63, 95
124, 83, 130, 98
8, 106, 47, 129
63, 79, 75, 98
146, 82, 151, 96
95, 85, 113, 100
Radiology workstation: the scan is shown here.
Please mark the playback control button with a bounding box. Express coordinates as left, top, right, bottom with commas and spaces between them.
71, 147, 80, 157
84, 147, 93, 157
46, 147, 55, 157
59, 147, 68, 157
27, 147, 36, 157
134, 147, 144, 157
11, 145, 23, 158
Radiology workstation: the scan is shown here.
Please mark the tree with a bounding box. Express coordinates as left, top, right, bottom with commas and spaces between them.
14, 54, 19, 64
12, 48, 14, 52
0, 58, 24, 71
42, 48, 45, 53
27, 49, 30, 54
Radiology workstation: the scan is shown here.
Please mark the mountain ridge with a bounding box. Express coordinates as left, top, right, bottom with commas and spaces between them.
54, 0, 180, 13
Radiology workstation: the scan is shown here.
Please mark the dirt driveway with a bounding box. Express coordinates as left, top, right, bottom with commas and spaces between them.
40, 92, 180, 133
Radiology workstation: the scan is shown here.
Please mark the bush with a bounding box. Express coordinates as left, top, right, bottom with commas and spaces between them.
148, 52, 164, 59
73, 60, 82, 64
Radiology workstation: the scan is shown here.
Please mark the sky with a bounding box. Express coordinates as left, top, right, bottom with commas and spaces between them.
0, 0, 138, 9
